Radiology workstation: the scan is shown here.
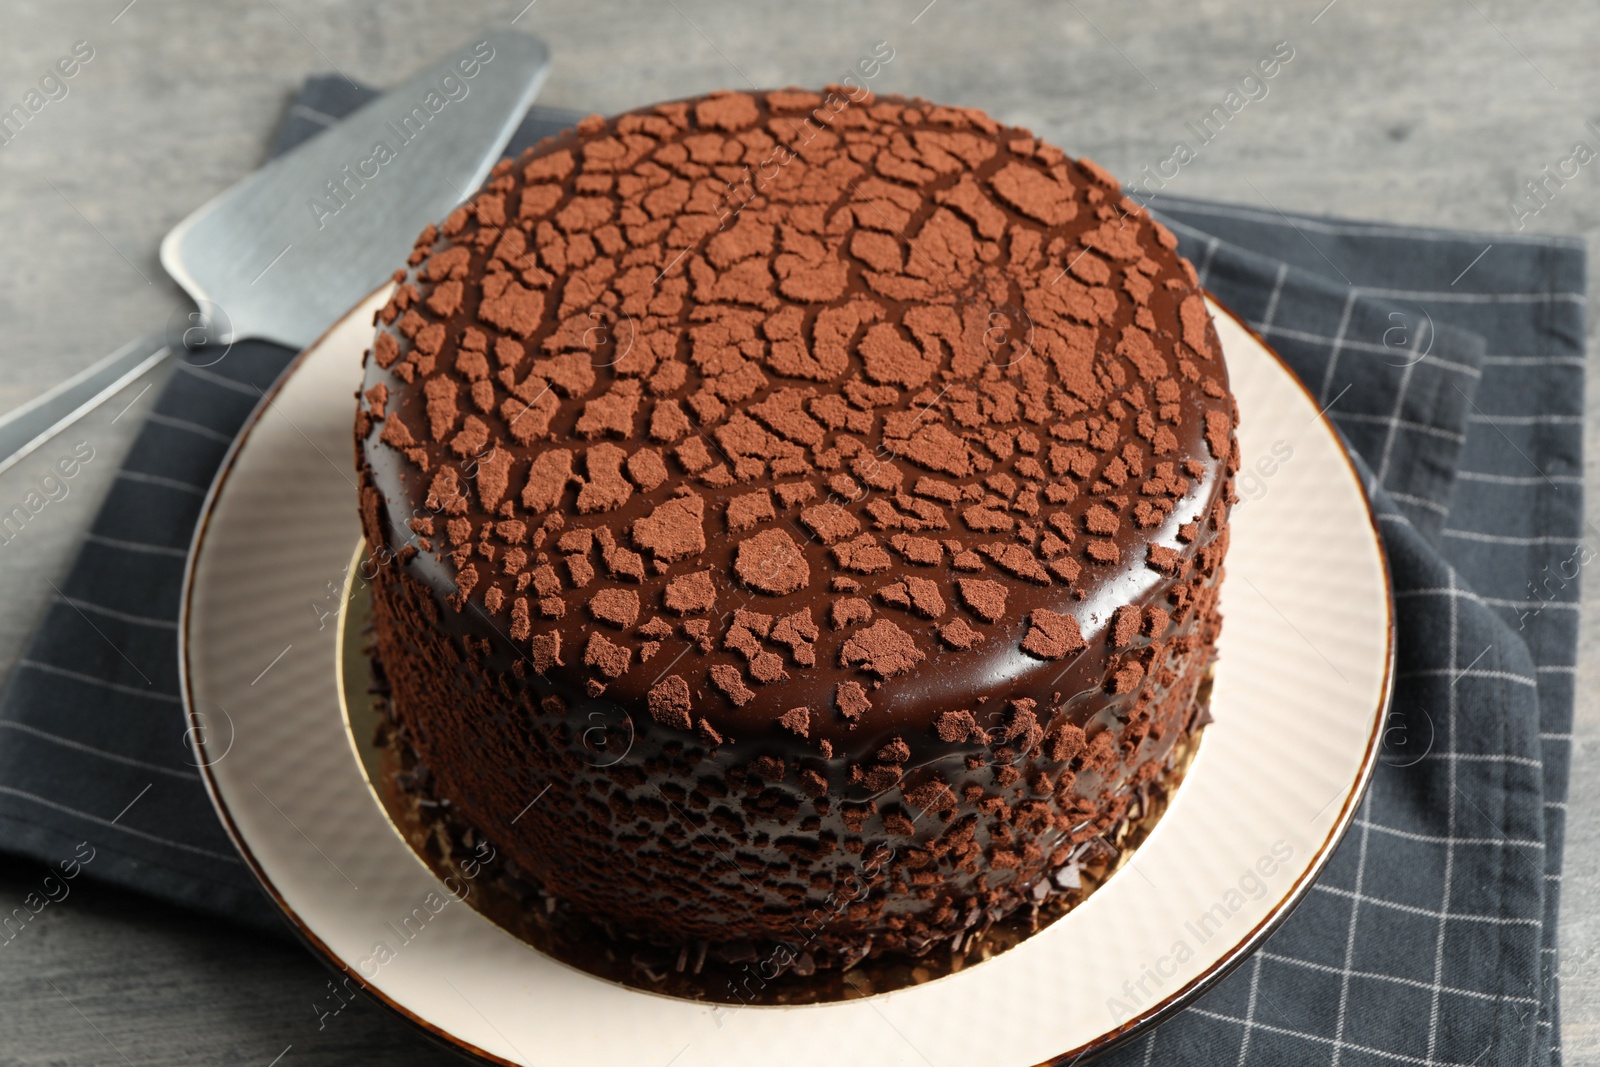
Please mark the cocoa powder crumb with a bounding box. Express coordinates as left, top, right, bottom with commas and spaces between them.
583, 632, 632, 677
734, 528, 810, 595
839, 619, 925, 678
956, 578, 1007, 623
799, 501, 860, 545
1020, 609, 1086, 660
590, 588, 641, 629
836, 680, 872, 721
631, 494, 707, 562
648, 676, 694, 730
726, 489, 777, 533
831, 533, 892, 574
831, 597, 873, 629
877, 738, 911, 763
1111, 604, 1142, 648
710, 664, 756, 706
937, 618, 985, 650
663, 570, 717, 614
778, 706, 811, 737
934, 709, 980, 743
360, 88, 1234, 779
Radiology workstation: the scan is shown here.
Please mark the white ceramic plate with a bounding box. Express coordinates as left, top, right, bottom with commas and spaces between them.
181, 289, 1392, 1066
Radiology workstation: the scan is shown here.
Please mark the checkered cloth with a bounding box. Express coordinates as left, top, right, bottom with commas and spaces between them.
1099, 200, 1583, 1066
0, 81, 1582, 1066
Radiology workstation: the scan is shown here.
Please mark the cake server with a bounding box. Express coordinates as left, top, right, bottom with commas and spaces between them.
0, 30, 551, 478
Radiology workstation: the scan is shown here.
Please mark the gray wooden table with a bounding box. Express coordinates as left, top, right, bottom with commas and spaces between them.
1, 1, 1596, 1062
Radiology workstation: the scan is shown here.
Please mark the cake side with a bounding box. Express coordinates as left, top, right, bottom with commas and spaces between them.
354, 88, 1238, 971
361, 640, 1212, 1002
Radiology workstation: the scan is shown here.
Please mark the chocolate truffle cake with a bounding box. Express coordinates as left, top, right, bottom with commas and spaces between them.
354, 87, 1237, 977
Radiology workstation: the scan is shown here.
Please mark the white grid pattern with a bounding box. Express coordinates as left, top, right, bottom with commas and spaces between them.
1091, 198, 1581, 1065
0, 92, 1577, 1067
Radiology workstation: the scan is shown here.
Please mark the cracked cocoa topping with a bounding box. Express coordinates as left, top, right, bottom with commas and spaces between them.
355, 87, 1237, 977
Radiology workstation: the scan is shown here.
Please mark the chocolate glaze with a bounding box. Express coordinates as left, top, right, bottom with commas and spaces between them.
354, 88, 1237, 970
361, 633, 1209, 1003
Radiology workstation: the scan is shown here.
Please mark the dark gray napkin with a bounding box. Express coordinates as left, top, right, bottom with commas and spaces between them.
0, 79, 1581, 1067
1103, 197, 1583, 1067
0, 86, 584, 933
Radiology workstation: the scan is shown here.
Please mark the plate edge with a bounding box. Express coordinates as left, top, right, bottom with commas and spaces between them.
176, 287, 1398, 1067
176, 285, 523, 1067
1039, 293, 1399, 1064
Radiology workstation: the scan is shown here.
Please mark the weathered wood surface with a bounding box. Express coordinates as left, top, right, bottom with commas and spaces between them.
0, 1, 1595, 1062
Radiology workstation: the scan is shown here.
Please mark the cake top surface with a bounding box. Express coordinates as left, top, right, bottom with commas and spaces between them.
357, 87, 1235, 750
